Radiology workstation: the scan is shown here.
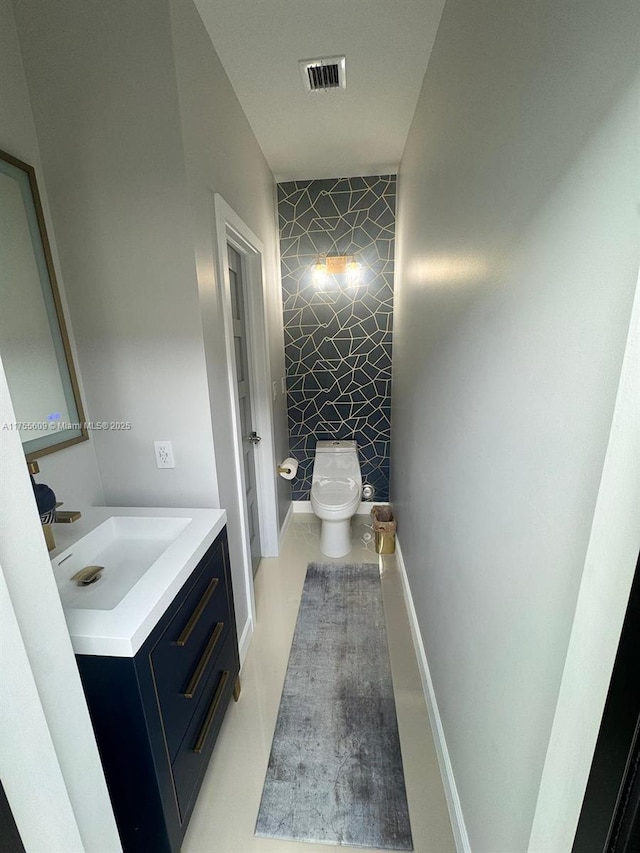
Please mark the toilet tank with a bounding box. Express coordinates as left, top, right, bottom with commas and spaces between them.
313, 440, 361, 481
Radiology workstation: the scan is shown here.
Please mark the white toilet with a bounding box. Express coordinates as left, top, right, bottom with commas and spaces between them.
310, 440, 362, 558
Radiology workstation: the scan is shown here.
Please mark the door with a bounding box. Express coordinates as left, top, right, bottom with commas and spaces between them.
227, 245, 261, 576
573, 551, 640, 852
0, 781, 25, 853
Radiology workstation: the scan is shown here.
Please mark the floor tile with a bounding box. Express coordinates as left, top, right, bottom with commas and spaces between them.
182, 516, 456, 853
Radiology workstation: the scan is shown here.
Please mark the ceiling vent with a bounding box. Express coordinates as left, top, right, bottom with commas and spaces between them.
299, 56, 346, 93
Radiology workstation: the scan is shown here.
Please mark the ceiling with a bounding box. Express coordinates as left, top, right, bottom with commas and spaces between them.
194, 0, 446, 182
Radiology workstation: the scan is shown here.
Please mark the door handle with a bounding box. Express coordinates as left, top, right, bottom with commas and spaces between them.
246, 431, 262, 445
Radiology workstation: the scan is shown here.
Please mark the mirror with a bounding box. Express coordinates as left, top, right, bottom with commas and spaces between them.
0, 149, 87, 461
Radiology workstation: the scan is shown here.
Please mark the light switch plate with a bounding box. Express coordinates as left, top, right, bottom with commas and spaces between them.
281, 376, 286, 394
272, 381, 278, 401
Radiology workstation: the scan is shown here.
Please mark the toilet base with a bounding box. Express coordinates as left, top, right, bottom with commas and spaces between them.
319, 517, 352, 558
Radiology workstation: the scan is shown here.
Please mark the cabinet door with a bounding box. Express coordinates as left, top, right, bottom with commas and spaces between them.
76, 654, 174, 853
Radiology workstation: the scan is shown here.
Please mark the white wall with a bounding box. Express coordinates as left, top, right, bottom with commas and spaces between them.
528, 272, 640, 851
169, 0, 289, 597
11, 0, 288, 649
1, 14, 118, 847
13, 0, 289, 526
392, 0, 640, 850
1, 567, 84, 853
13, 0, 219, 510
0, 0, 103, 511
0, 357, 121, 853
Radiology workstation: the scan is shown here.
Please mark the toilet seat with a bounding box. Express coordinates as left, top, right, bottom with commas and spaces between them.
311, 478, 360, 511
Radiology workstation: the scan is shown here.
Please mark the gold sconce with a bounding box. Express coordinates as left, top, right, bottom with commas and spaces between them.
312, 254, 361, 286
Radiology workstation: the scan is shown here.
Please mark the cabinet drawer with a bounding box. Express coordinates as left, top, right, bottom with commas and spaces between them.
149, 541, 231, 761
171, 632, 237, 822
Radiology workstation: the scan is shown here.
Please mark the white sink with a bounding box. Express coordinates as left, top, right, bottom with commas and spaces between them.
53, 516, 191, 611
50, 507, 227, 657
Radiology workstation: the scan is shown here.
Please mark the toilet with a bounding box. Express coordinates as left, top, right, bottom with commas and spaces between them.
310, 440, 362, 558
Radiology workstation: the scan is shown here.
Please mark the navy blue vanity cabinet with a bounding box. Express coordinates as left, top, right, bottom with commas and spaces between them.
76, 527, 240, 853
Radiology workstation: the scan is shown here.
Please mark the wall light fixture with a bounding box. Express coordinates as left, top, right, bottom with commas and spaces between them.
312, 254, 361, 286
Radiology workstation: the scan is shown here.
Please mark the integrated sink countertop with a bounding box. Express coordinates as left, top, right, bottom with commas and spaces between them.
50, 507, 226, 657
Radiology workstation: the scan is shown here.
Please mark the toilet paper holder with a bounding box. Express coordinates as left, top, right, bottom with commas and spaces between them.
277, 457, 299, 479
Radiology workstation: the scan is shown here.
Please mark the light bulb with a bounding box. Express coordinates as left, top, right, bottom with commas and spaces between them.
312, 258, 328, 286
345, 259, 361, 284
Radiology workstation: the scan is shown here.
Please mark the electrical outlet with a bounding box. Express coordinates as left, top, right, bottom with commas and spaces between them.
281, 376, 286, 394
272, 381, 278, 401
154, 440, 175, 469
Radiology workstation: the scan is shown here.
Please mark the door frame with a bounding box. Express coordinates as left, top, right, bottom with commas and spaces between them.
213, 195, 279, 610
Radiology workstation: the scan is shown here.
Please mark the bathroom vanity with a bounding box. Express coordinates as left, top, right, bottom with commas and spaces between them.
51, 508, 239, 853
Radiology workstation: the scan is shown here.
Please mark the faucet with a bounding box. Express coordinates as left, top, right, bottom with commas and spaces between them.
28, 461, 81, 551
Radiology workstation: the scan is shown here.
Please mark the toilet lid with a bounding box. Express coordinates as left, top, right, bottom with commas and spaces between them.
311, 478, 360, 510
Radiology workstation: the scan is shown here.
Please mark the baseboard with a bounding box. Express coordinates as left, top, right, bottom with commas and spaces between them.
237, 615, 254, 668
356, 501, 389, 514
395, 537, 472, 853
279, 502, 293, 549
292, 500, 389, 515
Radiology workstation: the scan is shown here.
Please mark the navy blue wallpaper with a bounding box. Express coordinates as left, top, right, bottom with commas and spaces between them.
278, 176, 396, 501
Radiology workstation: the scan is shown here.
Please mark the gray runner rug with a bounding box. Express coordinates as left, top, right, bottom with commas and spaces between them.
255, 562, 413, 850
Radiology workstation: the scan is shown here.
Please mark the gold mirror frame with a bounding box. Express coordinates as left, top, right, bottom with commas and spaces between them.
0, 149, 88, 461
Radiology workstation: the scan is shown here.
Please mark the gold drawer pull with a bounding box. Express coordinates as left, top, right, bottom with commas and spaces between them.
176, 578, 219, 647
183, 622, 224, 699
193, 671, 229, 754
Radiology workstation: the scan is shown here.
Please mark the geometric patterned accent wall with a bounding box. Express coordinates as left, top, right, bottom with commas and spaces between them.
278, 176, 396, 501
